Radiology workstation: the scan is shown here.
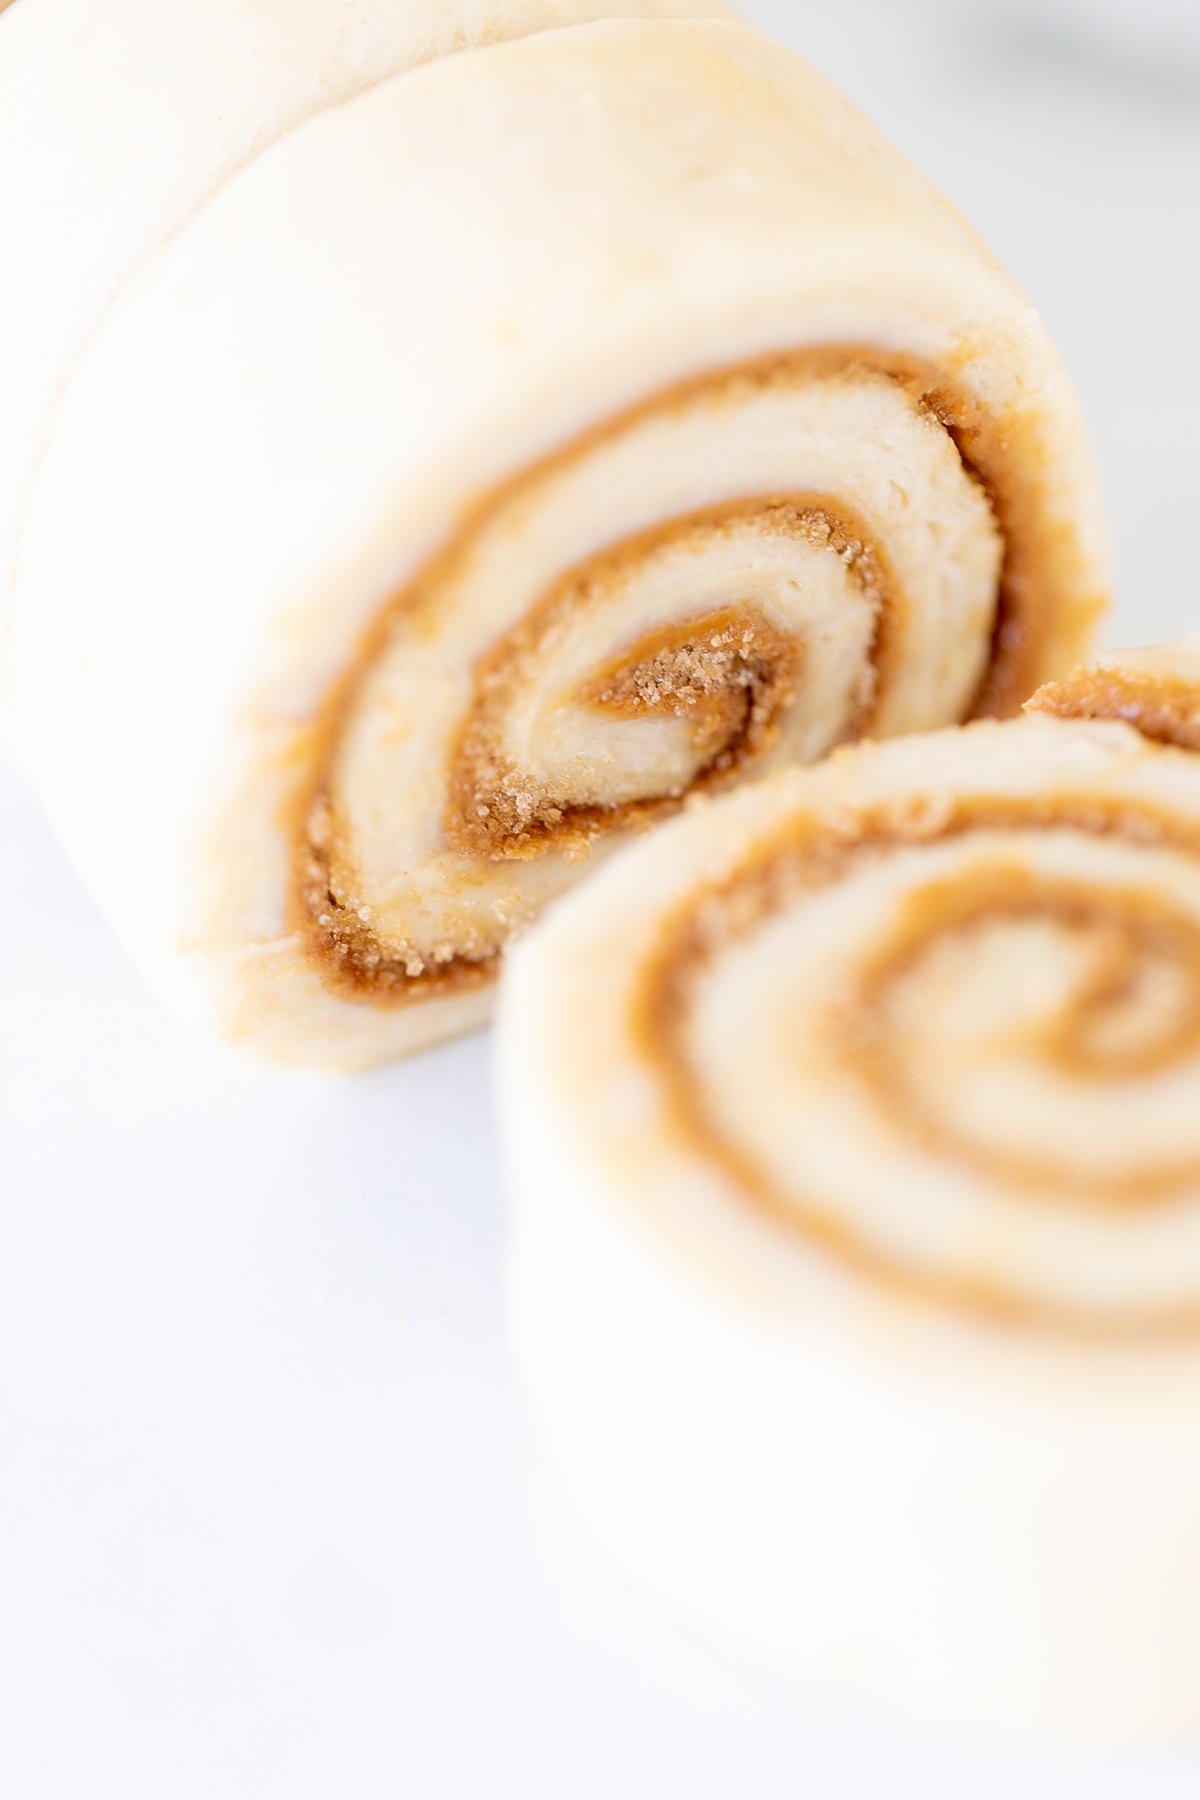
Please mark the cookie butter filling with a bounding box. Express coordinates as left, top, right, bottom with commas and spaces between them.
638, 791, 1200, 1336
294, 349, 1089, 1004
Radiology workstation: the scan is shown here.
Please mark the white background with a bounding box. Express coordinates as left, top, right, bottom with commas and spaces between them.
5, 1, 1200, 1794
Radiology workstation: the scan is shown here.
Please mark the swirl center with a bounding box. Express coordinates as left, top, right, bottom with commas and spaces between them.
637, 790, 1200, 1335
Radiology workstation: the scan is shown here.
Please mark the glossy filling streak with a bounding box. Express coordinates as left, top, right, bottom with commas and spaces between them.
637, 795, 1200, 1336
294, 347, 1090, 1004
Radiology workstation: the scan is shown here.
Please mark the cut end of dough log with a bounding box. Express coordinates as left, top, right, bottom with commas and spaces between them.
498, 653, 1200, 1736
288, 347, 1094, 1014
11, 20, 1107, 1068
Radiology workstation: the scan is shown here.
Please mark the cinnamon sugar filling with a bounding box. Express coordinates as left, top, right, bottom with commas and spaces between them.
291, 347, 1101, 1006
1029, 665, 1200, 753
635, 795, 1200, 1336
442, 501, 887, 862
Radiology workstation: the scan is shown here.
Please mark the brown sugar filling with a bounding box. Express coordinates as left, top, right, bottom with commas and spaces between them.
443, 500, 886, 862
635, 793, 1200, 1338
1028, 665, 1200, 753
445, 601, 805, 862
291, 346, 1103, 1007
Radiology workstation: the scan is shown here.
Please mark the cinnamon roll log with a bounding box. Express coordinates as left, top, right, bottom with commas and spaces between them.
0, 0, 727, 730
12, 20, 1106, 1069
499, 704, 1200, 1738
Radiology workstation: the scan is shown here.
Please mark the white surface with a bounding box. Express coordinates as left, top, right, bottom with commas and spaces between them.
4, 1, 1200, 1793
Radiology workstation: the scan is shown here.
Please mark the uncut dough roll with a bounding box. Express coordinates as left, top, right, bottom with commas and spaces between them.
498, 701, 1200, 1740
13, 20, 1107, 1070
0, 0, 725, 728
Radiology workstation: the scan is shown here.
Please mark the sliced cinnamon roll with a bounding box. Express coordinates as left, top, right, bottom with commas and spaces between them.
12, 21, 1106, 1067
499, 702, 1200, 1737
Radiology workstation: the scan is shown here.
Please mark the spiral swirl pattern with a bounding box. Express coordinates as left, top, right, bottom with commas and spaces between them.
500, 704, 1200, 1737
497, 705, 1200, 1336
629, 722, 1200, 1335
293, 349, 1084, 1005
